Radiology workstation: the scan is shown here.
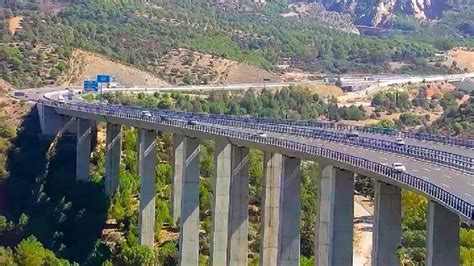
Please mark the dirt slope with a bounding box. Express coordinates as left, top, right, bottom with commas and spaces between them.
58, 49, 168, 87
156, 48, 277, 85
444, 48, 474, 71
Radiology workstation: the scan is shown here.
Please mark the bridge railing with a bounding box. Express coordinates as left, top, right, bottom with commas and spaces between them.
41, 100, 474, 221
101, 105, 472, 172
54, 101, 474, 171
163, 109, 474, 148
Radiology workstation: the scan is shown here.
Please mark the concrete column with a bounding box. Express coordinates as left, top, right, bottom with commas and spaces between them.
105, 124, 122, 196
426, 201, 460, 266
278, 156, 301, 266
179, 137, 200, 266
260, 152, 283, 266
210, 139, 232, 265
316, 165, 354, 266
372, 181, 401, 266
172, 134, 185, 223
76, 118, 91, 182
138, 129, 157, 247
227, 147, 249, 266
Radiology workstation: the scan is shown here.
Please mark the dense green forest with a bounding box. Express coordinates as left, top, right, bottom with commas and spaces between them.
0, 0, 473, 88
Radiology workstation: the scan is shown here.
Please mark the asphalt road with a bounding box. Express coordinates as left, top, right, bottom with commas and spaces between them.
217, 123, 474, 205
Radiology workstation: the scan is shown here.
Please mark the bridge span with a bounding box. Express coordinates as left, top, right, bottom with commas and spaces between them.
27, 83, 474, 266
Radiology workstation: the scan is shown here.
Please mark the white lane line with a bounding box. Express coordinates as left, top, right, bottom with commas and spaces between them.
443, 175, 453, 179
434, 168, 441, 171
381, 157, 388, 160
422, 168, 430, 172
412, 169, 419, 172
464, 193, 473, 198
441, 183, 449, 188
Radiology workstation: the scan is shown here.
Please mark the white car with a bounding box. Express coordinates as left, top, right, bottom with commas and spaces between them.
395, 138, 405, 145
393, 162, 406, 172
257, 131, 267, 138
141, 111, 152, 117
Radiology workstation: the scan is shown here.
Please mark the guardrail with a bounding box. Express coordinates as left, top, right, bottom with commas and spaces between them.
91, 104, 473, 172
40, 99, 474, 221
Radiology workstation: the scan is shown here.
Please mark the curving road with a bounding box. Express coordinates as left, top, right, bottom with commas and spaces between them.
13, 73, 474, 223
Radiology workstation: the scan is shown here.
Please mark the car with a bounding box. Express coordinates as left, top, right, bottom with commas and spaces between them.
160, 115, 170, 121
187, 120, 197, 125
395, 138, 405, 145
256, 131, 267, 138
141, 111, 152, 117
392, 163, 406, 172
347, 131, 359, 138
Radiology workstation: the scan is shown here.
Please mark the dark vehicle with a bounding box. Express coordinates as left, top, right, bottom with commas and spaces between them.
187, 120, 197, 125
160, 115, 170, 121
347, 131, 359, 138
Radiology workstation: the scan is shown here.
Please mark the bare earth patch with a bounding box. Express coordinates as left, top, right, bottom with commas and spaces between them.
444, 48, 474, 71
298, 83, 343, 98
7, 16, 22, 35
156, 48, 277, 85
58, 49, 168, 87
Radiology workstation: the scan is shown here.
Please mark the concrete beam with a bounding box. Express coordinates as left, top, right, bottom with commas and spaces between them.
210, 139, 233, 265
278, 156, 301, 266
260, 152, 283, 266
316, 165, 354, 266
76, 118, 92, 182
179, 137, 200, 266
138, 129, 157, 247
372, 181, 401, 266
427, 201, 460, 266
227, 146, 250, 266
37, 104, 71, 136
172, 134, 185, 224
105, 124, 122, 196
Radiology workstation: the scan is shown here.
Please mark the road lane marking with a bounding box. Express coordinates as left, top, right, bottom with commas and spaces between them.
441, 183, 449, 188
380, 157, 387, 160
434, 168, 441, 171
422, 168, 430, 172
412, 169, 419, 172
464, 193, 473, 198
443, 175, 453, 179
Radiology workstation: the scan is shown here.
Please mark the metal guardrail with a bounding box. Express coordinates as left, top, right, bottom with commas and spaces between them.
95, 104, 473, 172
40, 100, 474, 221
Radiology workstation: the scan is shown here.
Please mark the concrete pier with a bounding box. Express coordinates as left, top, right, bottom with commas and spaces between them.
179, 137, 200, 266
227, 147, 249, 266
316, 165, 354, 266
172, 134, 184, 223
138, 129, 157, 247
372, 181, 401, 266
426, 201, 460, 266
260, 152, 283, 266
105, 124, 122, 196
278, 156, 301, 266
76, 118, 91, 182
210, 139, 233, 265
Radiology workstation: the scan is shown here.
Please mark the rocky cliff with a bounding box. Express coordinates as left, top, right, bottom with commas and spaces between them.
310, 0, 450, 26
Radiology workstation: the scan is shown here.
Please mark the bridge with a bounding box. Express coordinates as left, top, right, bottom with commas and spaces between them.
26, 82, 473, 266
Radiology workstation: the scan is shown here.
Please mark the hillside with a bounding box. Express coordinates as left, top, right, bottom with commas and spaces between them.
308, 0, 474, 27
58, 49, 168, 87
0, 0, 470, 88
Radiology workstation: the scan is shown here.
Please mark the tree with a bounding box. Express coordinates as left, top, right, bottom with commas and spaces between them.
14, 236, 68, 265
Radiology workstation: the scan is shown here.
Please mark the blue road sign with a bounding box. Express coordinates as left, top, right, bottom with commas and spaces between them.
83, 80, 98, 91
97, 74, 111, 83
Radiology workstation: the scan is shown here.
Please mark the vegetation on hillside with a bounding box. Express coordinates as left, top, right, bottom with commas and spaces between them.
0, 0, 472, 89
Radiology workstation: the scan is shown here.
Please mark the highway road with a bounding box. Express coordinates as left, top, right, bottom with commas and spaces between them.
14, 72, 474, 221
208, 123, 474, 205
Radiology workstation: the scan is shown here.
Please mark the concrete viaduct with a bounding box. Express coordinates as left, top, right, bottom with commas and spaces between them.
34, 90, 473, 266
